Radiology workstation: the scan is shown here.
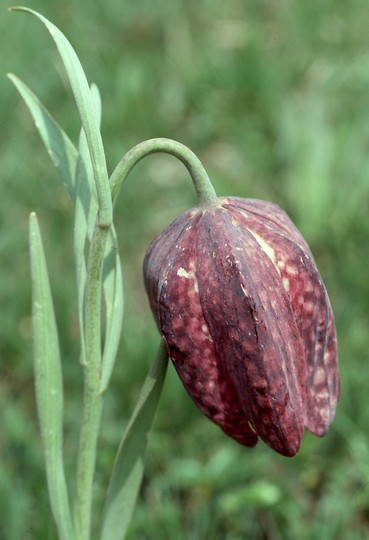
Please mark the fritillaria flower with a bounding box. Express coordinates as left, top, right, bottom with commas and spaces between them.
143, 197, 339, 457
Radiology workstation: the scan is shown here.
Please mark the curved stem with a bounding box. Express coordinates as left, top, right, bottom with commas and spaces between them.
110, 138, 218, 207
74, 220, 109, 540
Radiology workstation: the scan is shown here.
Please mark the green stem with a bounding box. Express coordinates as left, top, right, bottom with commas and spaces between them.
74, 220, 109, 540
110, 138, 218, 207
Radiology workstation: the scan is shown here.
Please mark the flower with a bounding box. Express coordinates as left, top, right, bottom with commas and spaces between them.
143, 197, 339, 456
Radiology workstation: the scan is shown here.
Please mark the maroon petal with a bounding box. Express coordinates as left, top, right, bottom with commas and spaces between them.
144, 209, 194, 318
196, 207, 306, 456
223, 198, 339, 435
225, 197, 312, 251
146, 212, 258, 447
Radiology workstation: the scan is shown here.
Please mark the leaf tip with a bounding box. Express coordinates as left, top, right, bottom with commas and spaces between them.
8, 6, 25, 14
29, 211, 38, 227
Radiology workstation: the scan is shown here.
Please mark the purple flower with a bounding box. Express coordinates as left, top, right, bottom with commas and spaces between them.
143, 197, 339, 456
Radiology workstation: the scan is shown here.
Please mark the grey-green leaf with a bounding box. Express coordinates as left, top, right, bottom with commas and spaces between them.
8, 74, 78, 199
74, 86, 100, 365
10, 6, 112, 227
72, 84, 124, 380
29, 213, 75, 540
100, 228, 124, 392
100, 341, 168, 540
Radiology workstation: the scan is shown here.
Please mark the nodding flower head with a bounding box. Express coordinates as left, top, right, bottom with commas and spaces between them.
143, 197, 339, 457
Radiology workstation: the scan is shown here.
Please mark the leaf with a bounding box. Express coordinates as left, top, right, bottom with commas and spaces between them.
72, 84, 124, 381
10, 69, 123, 386
99, 341, 169, 540
9, 73, 94, 368
10, 6, 112, 227
29, 213, 75, 540
8, 74, 78, 199
73, 86, 100, 365
100, 228, 124, 392
74, 84, 100, 254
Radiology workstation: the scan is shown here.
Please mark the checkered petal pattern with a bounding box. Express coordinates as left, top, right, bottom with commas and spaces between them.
143, 197, 339, 456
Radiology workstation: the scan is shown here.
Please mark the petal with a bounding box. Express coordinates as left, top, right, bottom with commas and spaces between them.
304, 302, 339, 435
225, 197, 311, 251
151, 214, 258, 447
225, 201, 339, 435
144, 209, 195, 319
197, 207, 306, 456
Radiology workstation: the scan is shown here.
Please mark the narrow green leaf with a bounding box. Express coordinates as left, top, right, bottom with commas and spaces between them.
10, 6, 112, 227
100, 341, 169, 540
73, 86, 101, 365
74, 131, 92, 366
100, 228, 124, 392
74, 84, 100, 248
10, 34, 123, 386
8, 73, 78, 199
72, 84, 124, 378
84, 86, 123, 390
29, 213, 75, 540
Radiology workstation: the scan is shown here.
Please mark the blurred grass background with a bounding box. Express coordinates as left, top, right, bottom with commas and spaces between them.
1, 0, 369, 538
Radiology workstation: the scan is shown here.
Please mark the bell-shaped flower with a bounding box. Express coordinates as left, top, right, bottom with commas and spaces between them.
144, 197, 339, 456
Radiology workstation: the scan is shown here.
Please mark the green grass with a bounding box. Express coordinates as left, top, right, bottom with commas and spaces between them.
1, 0, 369, 538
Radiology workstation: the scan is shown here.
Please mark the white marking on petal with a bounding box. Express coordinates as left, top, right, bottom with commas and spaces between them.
303, 300, 315, 314
177, 267, 189, 278
313, 367, 326, 386
248, 230, 277, 264
282, 277, 290, 292
286, 264, 298, 276
318, 389, 329, 401
248, 421, 257, 434
318, 406, 330, 424
304, 280, 314, 293
241, 283, 249, 297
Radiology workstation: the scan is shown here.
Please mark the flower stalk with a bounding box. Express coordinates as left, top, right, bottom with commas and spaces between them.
110, 137, 218, 207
